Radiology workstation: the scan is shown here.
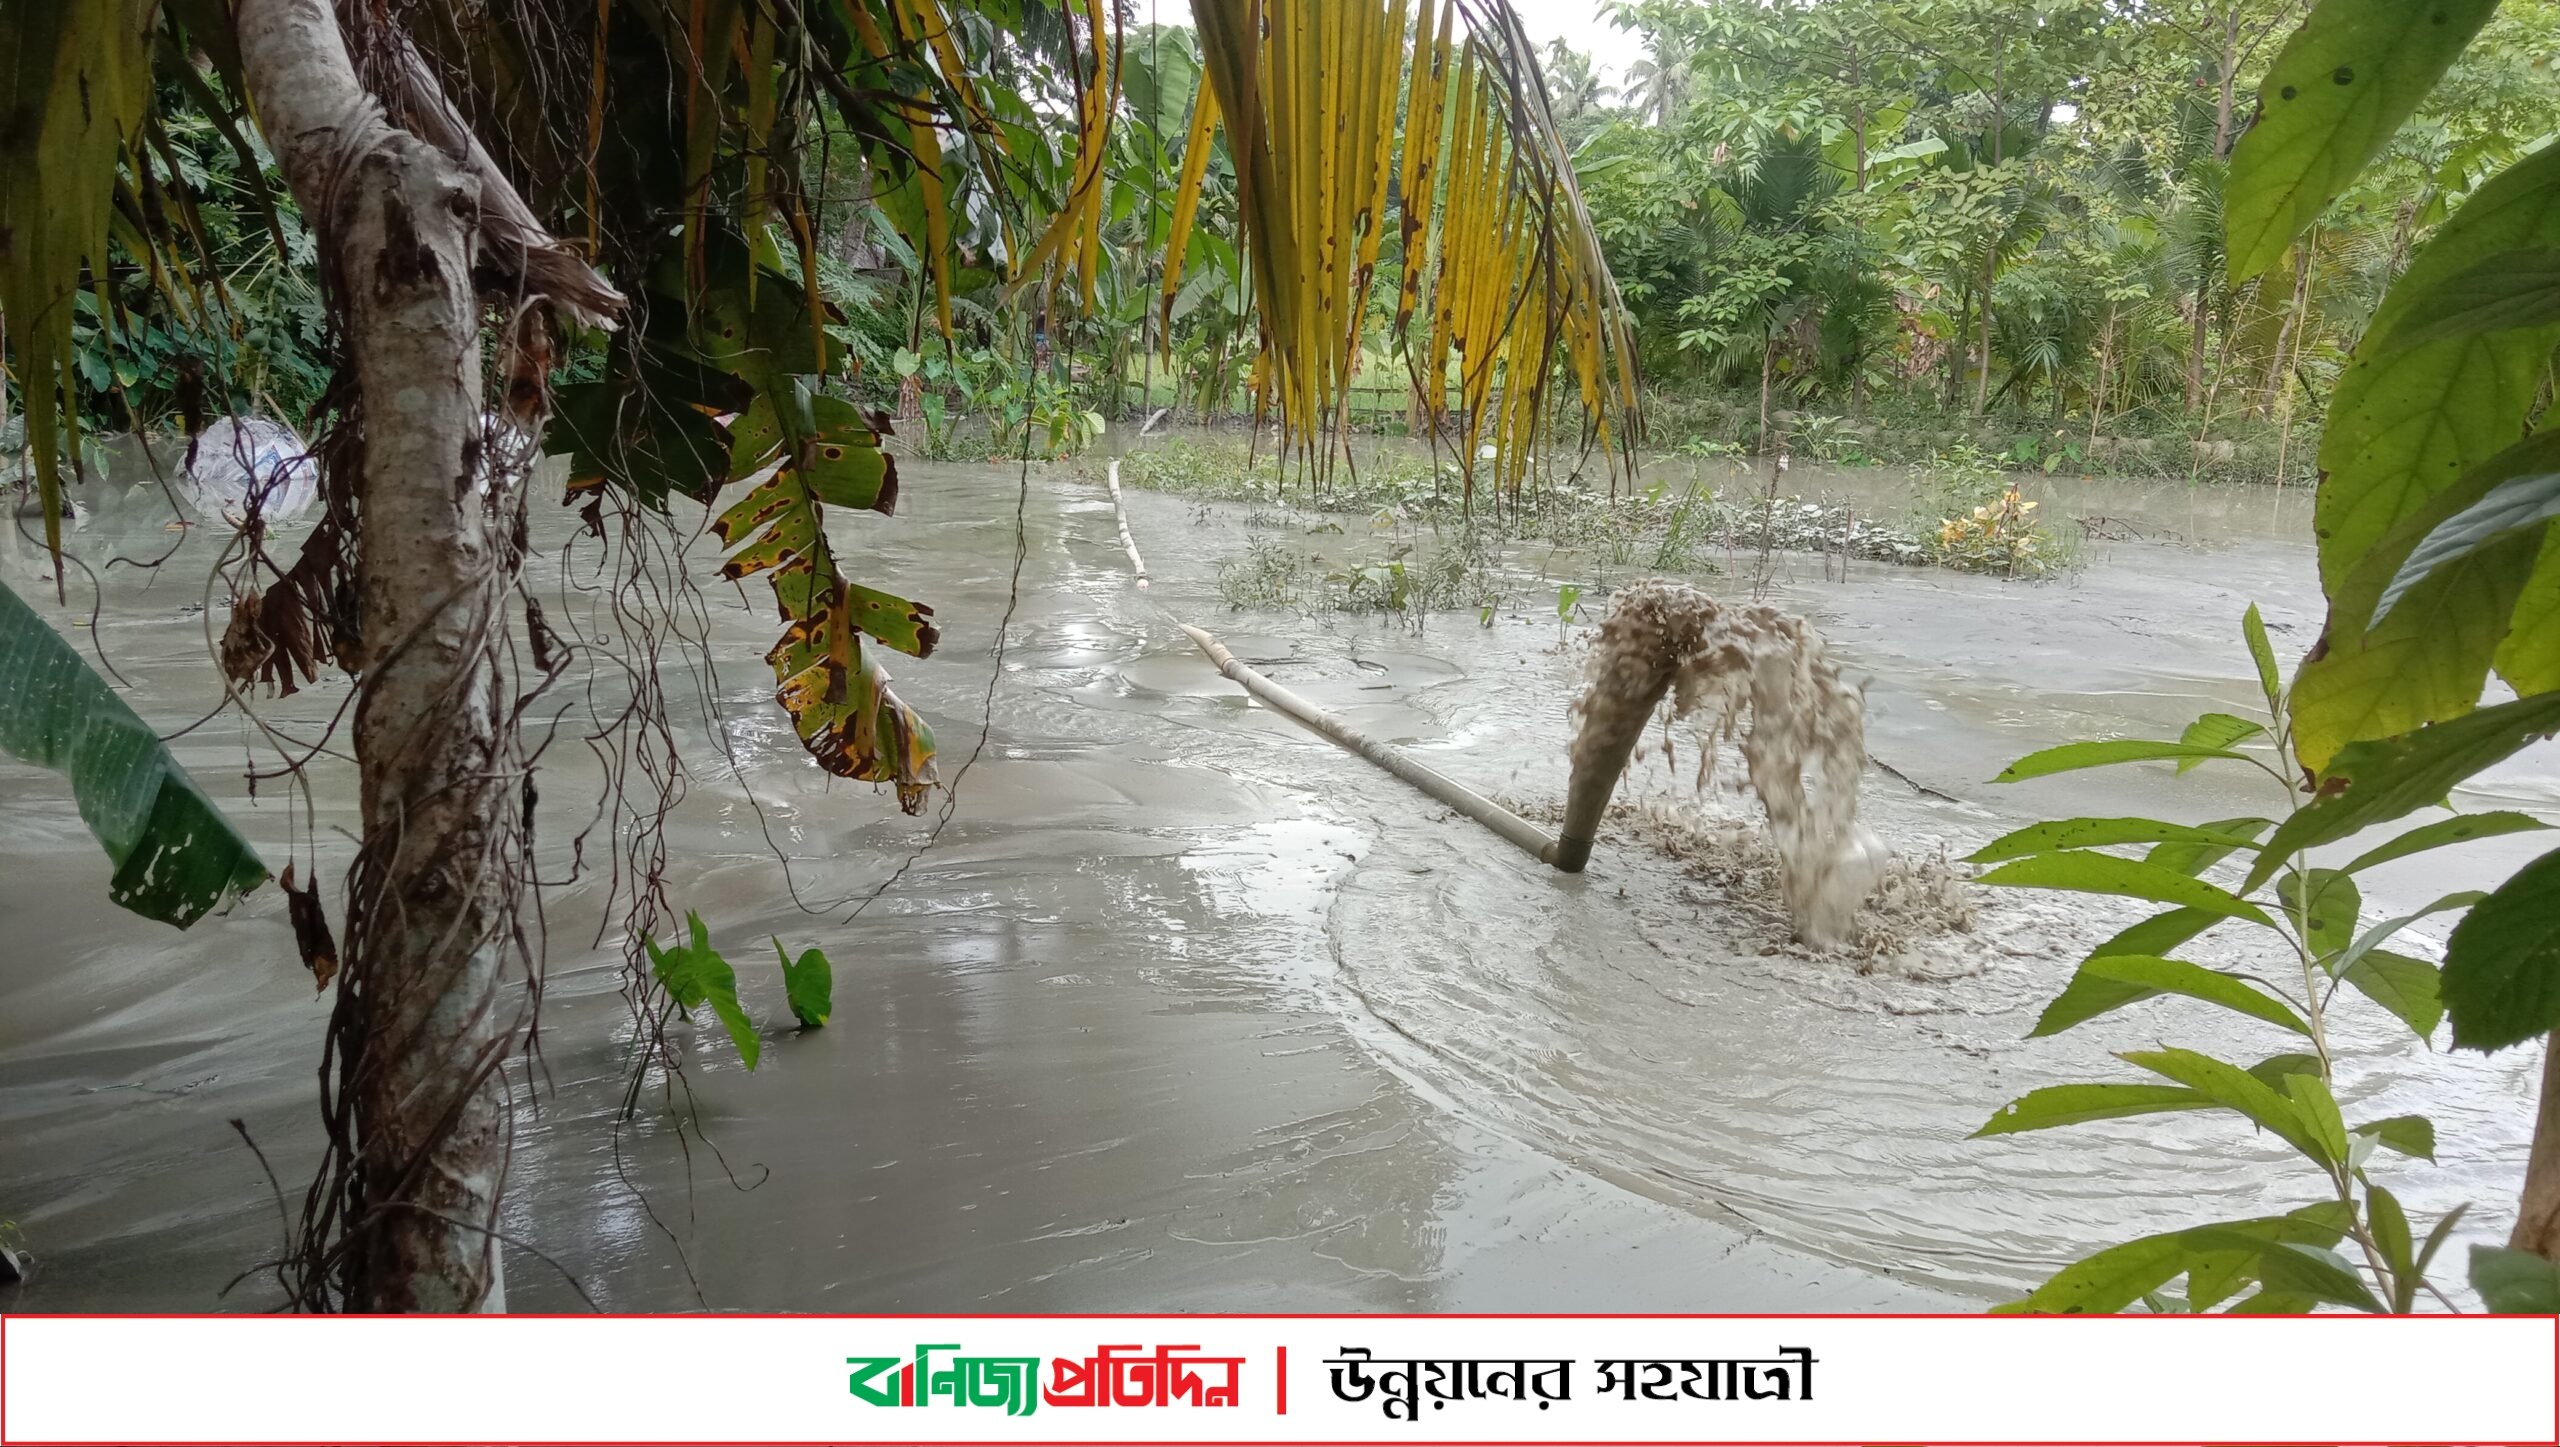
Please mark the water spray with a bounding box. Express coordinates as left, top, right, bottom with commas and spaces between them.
1112, 464, 1883, 939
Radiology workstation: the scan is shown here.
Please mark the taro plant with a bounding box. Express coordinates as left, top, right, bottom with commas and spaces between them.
644, 911, 837, 1072
1971, 605, 2559, 1313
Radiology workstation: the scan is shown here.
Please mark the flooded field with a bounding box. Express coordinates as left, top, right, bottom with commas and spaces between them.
2, 437, 2550, 1311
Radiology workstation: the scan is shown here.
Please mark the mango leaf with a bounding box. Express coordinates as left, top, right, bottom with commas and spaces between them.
1993, 1205, 2352, 1316
2418, 1203, 2470, 1283
2356, 1114, 2437, 1163
2225, 0, 2499, 282
2092, 906, 2223, 960
1977, 852, 2276, 928
777, 937, 832, 1028
1992, 738, 2251, 783
2177, 713, 2266, 773
2121, 1047, 2334, 1167
2248, 690, 2560, 892
2344, 949, 2448, 1040
2030, 955, 2310, 1039
2388, 251, 2560, 350
2332, 892, 2486, 979
2279, 867, 2362, 961
2367, 1183, 2418, 1311
714, 395, 939, 811
1966, 817, 2268, 866
2442, 846, 2560, 1051
646, 911, 760, 1070
1972, 1083, 2212, 1138
2371, 470, 2560, 629
2282, 1070, 2353, 1165
2148, 817, 2277, 878
2205, 1235, 2382, 1314
0, 581, 267, 926
2470, 1245, 2560, 1314
2243, 603, 2284, 704
2308, 138, 2560, 597
2343, 810, 2552, 876
2248, 1053, 2325, 1093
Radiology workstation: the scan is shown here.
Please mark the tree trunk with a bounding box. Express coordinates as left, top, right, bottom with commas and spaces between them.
1758, 341, 1776, 455
1974, 250, 1997, 417
2089, 303, 2117, 449
2189, 11, 2241, 416
238, 0, 598, 1313
2516, 1037, 2560, 1261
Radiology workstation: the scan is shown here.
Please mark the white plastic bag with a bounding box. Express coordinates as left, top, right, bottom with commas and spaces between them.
179, 417, 320, 523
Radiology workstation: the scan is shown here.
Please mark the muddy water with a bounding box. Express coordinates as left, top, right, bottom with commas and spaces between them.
0, 444, 2549, 1311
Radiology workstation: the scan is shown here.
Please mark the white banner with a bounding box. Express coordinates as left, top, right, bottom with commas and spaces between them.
3, 1312, 2553, 1445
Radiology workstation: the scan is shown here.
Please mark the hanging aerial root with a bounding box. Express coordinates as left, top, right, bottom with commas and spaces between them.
1564, 580, 1884, 948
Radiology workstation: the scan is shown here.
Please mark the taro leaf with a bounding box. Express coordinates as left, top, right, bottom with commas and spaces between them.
2030, 955, 2310, 1039
1992, 1203, 2353, 1316
2120, 1047, 2334, 1167
714, 396, 939, 811
2177, 713, 2266, 773
2224, 0, 2500, 284
1972, 1083, 2212, 1138
2389, 253, 2560, 351
1992, 738, 2251, 783
646, 911, 759, 1070
777, 937, 833, 1028
2148, 817, 2277, 878
2355, 1114, 2438, 1163
2343, 810, 2552, 876
2248, 690, 2560, 893
2469, 1245, 2560, 1314
2371, 469, 2560, 627
2442, 847, 2560, 1051
1976, 852, 2275, 927
0, 581, 267, 926
1966, 817, 2268, 866
2343, 949, 2447, 1040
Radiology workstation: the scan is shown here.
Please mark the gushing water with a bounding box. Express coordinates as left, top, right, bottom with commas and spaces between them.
1570, 580, 1884, 947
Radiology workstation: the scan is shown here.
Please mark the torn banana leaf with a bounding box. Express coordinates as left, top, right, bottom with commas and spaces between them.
0, 580, 268, 926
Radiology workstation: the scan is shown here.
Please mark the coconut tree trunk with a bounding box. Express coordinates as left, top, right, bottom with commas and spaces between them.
238, 0, 616, 1312
2515, 1038, 2560, 1262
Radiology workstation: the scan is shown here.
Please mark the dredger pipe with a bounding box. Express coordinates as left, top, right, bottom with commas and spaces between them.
1176, 623, 1562, 866
1105, 460, 1150, 589
1550, 664, 1677, 874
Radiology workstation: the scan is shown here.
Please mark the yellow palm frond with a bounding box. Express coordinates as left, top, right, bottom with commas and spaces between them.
1174, 0, 1639, 495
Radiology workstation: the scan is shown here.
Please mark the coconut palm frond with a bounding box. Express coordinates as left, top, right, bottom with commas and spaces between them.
1176, 0, 1640, 496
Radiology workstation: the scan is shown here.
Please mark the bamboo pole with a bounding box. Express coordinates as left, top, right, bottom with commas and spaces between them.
1105, 460, 1150, 589
1176, 623, 1564, 867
